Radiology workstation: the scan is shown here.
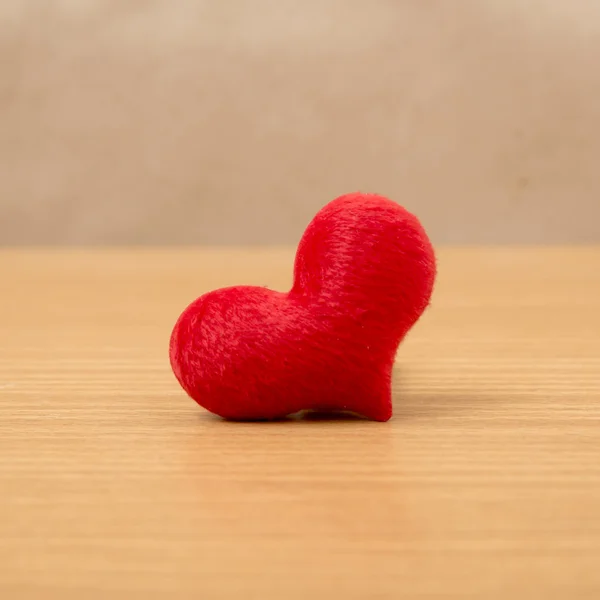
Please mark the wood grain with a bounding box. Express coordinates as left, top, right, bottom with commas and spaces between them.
1, 247, 599, 599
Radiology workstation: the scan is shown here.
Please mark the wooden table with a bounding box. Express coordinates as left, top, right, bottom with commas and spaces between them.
1, 247, 599, 599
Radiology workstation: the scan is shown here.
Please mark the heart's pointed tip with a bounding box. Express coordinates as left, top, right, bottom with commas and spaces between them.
354, 401, 393, 422
375, 412, 393, 423
371, 411, 393, 423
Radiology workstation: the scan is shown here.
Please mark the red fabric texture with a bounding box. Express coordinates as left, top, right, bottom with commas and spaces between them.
169, 192, 436, 421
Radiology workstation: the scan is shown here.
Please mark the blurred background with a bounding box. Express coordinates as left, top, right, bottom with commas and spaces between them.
1, 0, 599, 246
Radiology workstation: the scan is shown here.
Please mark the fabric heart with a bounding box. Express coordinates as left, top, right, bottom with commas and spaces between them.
169, 192, 436, 421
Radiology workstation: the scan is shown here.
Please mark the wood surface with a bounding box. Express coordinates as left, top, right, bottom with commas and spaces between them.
1, 247, 599, 599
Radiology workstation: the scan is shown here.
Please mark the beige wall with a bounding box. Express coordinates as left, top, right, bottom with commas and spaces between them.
1, 0, 599, 245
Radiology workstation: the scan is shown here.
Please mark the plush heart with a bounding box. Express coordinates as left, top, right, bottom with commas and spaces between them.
169, 192, 436, 421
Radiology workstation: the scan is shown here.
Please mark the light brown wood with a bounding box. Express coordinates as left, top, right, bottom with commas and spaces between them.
1, 247, 599, 599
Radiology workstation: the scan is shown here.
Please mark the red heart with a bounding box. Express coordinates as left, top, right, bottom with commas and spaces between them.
170, 192, 436, 421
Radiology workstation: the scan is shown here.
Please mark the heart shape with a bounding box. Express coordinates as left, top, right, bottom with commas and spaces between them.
170, 192, 436, 421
